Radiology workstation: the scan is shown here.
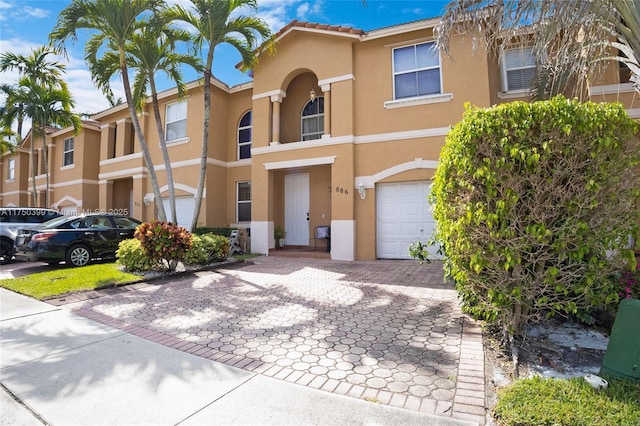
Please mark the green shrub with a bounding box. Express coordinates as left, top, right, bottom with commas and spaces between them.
409, 242, 432, 264
135, 220, 193, 271
184, 233, 230, 265
116, 238, 159, 272
431, 96, 640, 337
193, 226, 236, 237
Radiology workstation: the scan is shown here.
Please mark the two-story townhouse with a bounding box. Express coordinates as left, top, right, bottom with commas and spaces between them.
245, 19, 493, 261
0, 122, 102, 212
47, 120, 102, 215
1, 16, 637, 261
90, 78, 255, 234
1, 126, 57, 207
1, 139, 32, 208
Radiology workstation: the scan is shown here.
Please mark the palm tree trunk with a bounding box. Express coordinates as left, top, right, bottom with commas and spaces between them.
17, 106, 24, 141
150, 80, 177, 224
42, 135, 49, 207
191, 68, 212, 232
119, 55, 166, 221
30, 138, 37, 206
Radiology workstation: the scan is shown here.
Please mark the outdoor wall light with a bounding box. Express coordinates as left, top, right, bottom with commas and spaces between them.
143, 195, 152, 206
309, 88, 316, 102
358, 182, 366, 200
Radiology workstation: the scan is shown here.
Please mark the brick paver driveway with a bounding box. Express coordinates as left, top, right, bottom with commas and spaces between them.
64, 256, 485, 424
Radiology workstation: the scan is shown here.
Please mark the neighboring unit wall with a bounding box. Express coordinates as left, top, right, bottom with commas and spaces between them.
0, 149, 30, 206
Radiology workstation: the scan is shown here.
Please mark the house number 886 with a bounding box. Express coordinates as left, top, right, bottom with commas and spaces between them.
335, 186, 348, 195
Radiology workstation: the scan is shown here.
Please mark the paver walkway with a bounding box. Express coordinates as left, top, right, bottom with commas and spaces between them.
54, 256, 486, 424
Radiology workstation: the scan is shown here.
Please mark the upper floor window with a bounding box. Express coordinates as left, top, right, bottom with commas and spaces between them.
619, 60, 631, 84
237, 181, 251, 222
501, 47, 535, 92
165, 100, 187, 142
301, 97, 324, 141
393, 42, 441, 100
63, 137, 74, 166
238, 110, 252, 159
7, 158, 15, 180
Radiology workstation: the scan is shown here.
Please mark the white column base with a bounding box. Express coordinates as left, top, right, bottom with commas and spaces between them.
330, 220, 355, 261
250, 221, 274, 254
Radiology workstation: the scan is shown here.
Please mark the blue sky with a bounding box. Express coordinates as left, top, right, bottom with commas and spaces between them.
0, 0, 449, 118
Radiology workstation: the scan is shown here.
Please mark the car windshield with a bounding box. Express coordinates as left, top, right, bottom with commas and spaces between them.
41, 216, 75, 229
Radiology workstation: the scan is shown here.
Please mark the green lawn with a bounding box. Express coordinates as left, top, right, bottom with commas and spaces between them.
494, 375, 640, 425
0, 263, 143, 300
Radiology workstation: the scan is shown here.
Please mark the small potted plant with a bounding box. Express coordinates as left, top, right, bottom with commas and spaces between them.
274, 225, 286, 249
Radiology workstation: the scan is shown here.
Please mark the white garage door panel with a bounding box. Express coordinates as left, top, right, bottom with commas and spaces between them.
376, 181, 439, 259
162, 197, 195, 230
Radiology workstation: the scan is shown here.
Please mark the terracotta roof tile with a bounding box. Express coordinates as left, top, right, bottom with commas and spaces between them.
274, 20, 364, 39
81, 119, 102, 128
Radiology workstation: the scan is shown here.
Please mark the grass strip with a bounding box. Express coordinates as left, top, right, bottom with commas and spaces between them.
494, 375, 640, 425
0, 263, 143, 300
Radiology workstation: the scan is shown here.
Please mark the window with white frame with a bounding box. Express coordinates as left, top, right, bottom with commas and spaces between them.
63, 137, 74, 166
501, 47, 536, 92
7, 158, 15, 180
165, 100, 187, 141
301, 97, 324, 141
237, 181, 251, 222
393, 42, 441, 100
238, 110, 252, 159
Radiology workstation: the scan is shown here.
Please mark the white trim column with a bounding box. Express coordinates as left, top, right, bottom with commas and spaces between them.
270, 91, 286, 145
321, 83, 331, 138
331, 219, 355, 260
251, 220, 273, 254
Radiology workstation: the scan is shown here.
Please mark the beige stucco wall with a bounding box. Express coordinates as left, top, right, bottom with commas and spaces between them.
0, 149, 30, 206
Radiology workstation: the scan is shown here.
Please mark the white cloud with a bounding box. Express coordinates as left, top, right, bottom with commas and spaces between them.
295, 1, 325, 21
23, 6, 49, 19
0, 0, 50, 22
0, 36, 119, 136
257, 0, 323, 30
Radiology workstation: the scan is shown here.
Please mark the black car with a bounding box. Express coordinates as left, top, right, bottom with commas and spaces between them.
1, 207, 63, 264
14, 214, 141, 267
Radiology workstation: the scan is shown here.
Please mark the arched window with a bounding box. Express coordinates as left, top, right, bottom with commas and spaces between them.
301, 97, 324, 141
238, 110, 252, 159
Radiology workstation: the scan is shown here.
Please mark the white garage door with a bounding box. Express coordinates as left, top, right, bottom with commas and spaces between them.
162, 196, 195, 230
376, 181, 439, 259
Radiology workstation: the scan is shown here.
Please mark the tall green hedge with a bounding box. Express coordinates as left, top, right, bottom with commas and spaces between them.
431, 96, 640, 336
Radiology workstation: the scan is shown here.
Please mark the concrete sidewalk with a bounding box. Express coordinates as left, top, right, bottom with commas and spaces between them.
0, 287, 477, 426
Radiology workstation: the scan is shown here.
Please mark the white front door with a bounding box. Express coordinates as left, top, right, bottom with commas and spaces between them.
284, 173, 309, 245
376, 181, 439, 259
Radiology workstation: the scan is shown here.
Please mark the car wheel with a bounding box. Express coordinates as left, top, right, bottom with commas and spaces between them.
66, 244, 92, 267
0, 240, 14, 265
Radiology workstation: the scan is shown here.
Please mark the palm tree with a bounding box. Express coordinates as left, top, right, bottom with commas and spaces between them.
50, 0, 168, 221
0, 46, 68, 141
125, 17, 203, 223
1, 46, 70, 205
435, 0, 640, 98
6, 77, 82, 207
168, 0, 273, 231
0, 84, 25, 143
0, 127, 17, 155
2, 84, 40, 205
